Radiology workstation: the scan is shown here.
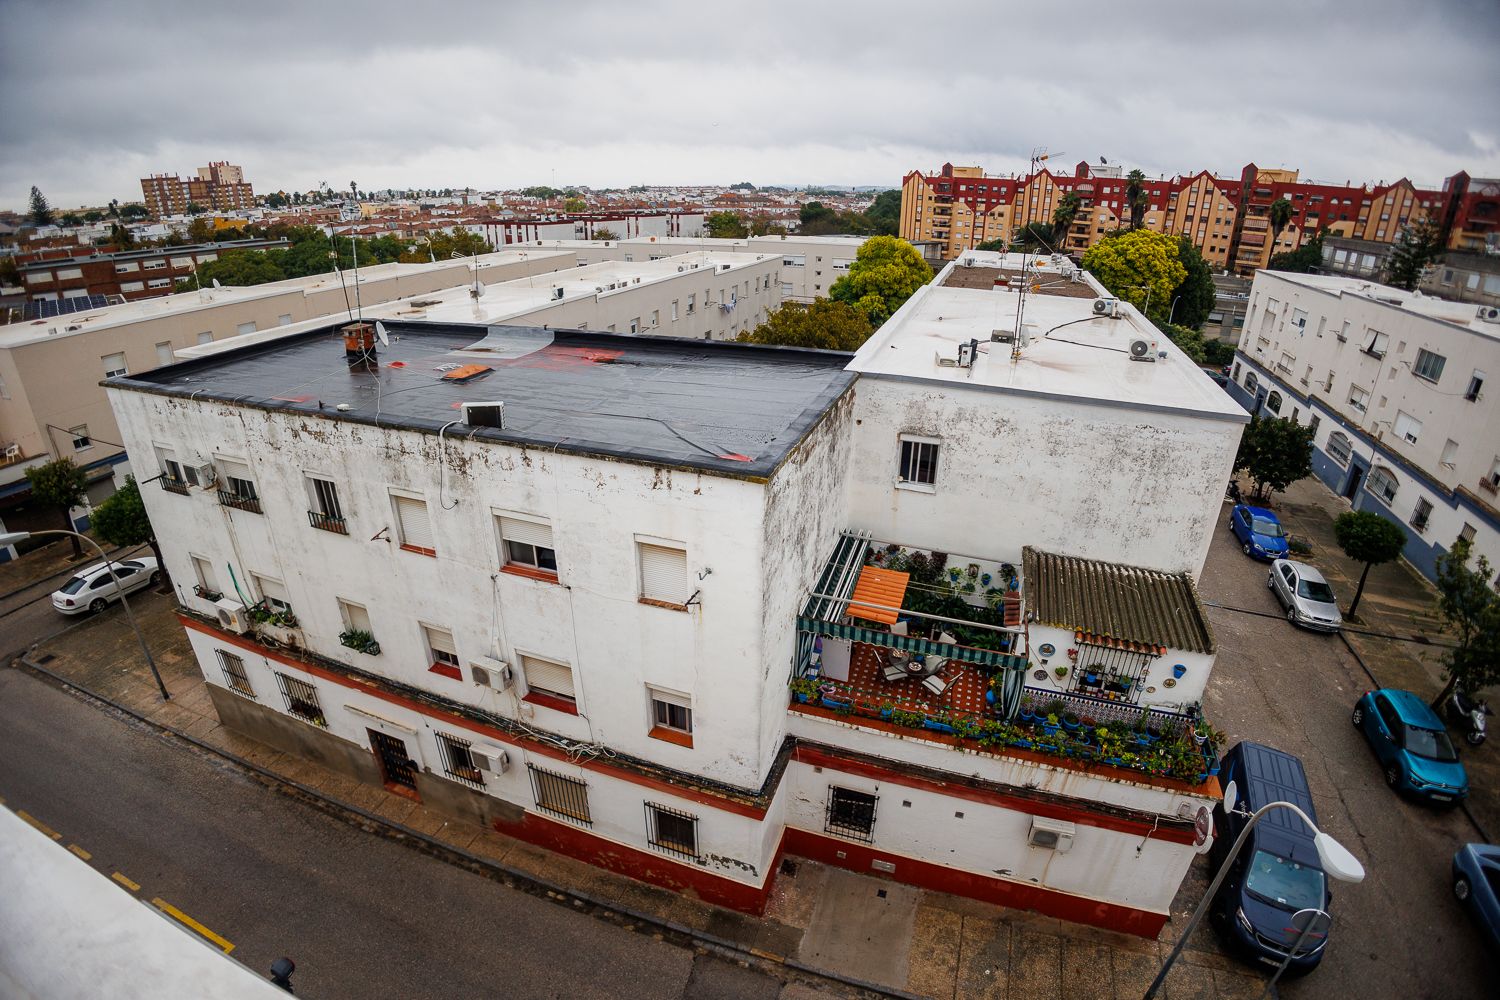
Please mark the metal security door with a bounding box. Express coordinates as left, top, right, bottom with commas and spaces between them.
369, 730, 418, 791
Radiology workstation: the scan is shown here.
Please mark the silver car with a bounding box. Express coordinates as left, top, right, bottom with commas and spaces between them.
1268, 559, 1343, 633
51, 557, 160, 615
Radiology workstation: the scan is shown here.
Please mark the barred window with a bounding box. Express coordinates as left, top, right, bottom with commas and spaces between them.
1367, 466, 1399, 504
645, 802, 699, 859
275, 671, 327, 727
528, 764, 591, 826
1327, 432, 1352, 466
436, 732, 483, 788
825, 786, 878, 843
217, 649, 254, 698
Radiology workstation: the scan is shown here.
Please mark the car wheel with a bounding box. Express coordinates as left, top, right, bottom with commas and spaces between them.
88, 598, 107, 613
1266, 573, 1275, 589
149, 571, 161, 585
1351, 705, 1364, 727
1286, 606, 1297, 624
1384, 764, 1400, 789
1242, 542, 1253, 556
1455, 875, 1471, 902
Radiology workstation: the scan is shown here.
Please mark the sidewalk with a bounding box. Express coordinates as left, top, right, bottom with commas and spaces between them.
14, 590, 1269, 1000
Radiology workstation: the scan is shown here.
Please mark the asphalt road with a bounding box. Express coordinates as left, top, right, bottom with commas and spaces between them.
0, 667, 804, 1000
0, 544, 148, 660
1197, 500, 1491, 998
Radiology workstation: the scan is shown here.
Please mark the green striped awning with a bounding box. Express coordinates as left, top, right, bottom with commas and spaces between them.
797, 616, 1027, 672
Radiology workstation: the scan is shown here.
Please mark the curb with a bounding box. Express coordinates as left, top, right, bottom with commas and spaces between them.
12, 652, 921, 1000
0, 542, 145, 604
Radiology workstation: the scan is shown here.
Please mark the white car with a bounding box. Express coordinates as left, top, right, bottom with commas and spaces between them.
1267, 558, 1343, 633
51, 557, 160, 615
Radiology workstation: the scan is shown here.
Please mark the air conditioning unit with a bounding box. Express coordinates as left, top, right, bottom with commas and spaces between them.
469, 657, 513, 689
1092, 297, 1120, 318
460, 401, 505, 429
1129, 338, 1158, 362
676, 265, 685, 272
551, 286, 564, 300
1478, 305, 1500, 324
990, 328, 1014, 344
193, 464, 218, 488
1027, 815, 1075, 852
469, 744, 510, 774
214, 598, 250, 635
718, 263, 732, 272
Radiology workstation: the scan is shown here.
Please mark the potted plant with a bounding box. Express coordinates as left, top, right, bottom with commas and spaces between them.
1053, 665, 1069, 681
789, 676, 820, 703
1060, 709, 1080, 731
338, 628, 381, 655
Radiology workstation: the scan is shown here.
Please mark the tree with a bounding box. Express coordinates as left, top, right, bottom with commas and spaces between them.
90, 476, 167, 585
61, 212, 82, 226
121, 203, 149, 219
1009, 222, 1057, 252
107, 198, 120, 219
1080, 229, 1187, 324
108, 222, 136, 249
739, 298, 873, 351
1268, 229, 1325, 274
1125, 170, 1147, 230
800, 201, 835, 229
1332, 509, 1408, 618
1232, 414, 1314, 501
24, 458, 89, 559
186, 217, 215, 243
829, 235, 932, 328
1384, 217, 1443, 291
562, 197, 587, 213
1267, 197, 1293, 254
28, 186, 52, 227
190, 248, 286, 287
1431, 538, 1500, 709
706, 211, 749, 238
1051, 192, 1081, 245
865, 190, 901, 236
1154, 321, 1209, 364
83, 210, 104, 223
1170, 237, 1217, 329
186, 202, 206, 215
591, 227, 620, 241
730, 181, 756, 191
264, 192, 288, 209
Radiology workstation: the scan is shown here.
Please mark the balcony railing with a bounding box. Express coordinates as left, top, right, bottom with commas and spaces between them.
160, 475, 191, 496
308, 510, 348, 534
217, 490, 262, 514
192, 584, 223, 602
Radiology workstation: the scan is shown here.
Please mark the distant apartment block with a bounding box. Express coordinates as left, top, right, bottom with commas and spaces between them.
902, 162, 1496, 277
141, 161, 256, 216
17, 240, 290, 306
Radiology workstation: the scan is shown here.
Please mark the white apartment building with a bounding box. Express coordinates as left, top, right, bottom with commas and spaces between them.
103, 246, 1248, 938
1227, 271, 1500, 583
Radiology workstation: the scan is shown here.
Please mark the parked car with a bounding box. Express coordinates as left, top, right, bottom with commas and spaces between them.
1267, 559, 1343, 632
1200, 367, 1230, 388
1452, 843, 1500, 953
1352, 689, 1468, 806
50, 557, 160, 615
1208, 741, 1332, 976
1229, 504, 1289, 561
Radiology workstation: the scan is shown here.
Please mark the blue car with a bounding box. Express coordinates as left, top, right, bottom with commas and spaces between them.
1352, 689, 1468, 806
1453, 844, 1500, 953
1229, 504, 1289, 561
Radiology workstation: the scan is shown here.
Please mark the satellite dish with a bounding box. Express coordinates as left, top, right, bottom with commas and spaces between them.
211, 278, 221, 289
374, 321, 390, 346
1222, 780, 1238, 814
1100, 156, 1108, 165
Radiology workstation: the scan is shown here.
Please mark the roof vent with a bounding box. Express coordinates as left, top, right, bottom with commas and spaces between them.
342, 322, 377, 364
460, 401, 505, 428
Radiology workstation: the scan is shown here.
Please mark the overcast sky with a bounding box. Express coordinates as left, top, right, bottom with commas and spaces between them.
3, 0, 1498, 210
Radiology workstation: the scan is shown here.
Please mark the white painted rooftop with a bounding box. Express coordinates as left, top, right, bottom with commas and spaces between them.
1258, 271, 1500, 337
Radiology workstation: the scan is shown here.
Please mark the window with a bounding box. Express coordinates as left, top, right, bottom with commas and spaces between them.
1367, 466, 1399, 504
1362, 329, 1388, 358
197, 331, 214, 345
338, 598, 372, 636
1460, 523, 1477, 545
436, 732, 483, 788
217, 650, 254, 698
638, 541, 688, 606
1265, 391, 1282, 414
423, 625, 460, 673
521, 653, 575, 707
191, 555, 221, 599
102, 352, 128, 378
649, 687, 693, 744
1347, 385, 1369, 413
275, 672, 327, 727
253, 575, 292, 615
1232, 362, 1242, 381
1394, 410, 1422, 444
236, 321, 256, 336
306, 476, 345, 533
686, 293, 695, 314
393, 493, 435, 555
1309, 415, 1321, 435
278, 314, 293, 326
528, 764, 591, 825
219, 459, 260, 513
1466, 370, 1485, 402
120, 281, 145, 293
825, 786, 878, 843
146, 278, 171, 290
1327, 432, 1353, 466
1410, 497, 1433, 533
154, 341, 174, 366
650, 310, 659, 328
498, 515, 556, 574
628, 318, 639, 334
1441, 439, 1459, 468
645, 802, 699, 859
897, 435, 939, 489
115, 262, 139, 274
70, 425, 91, 450
1244, 371, 1259, 394
671, 300, 679, 321
1413, 349, 1446, 383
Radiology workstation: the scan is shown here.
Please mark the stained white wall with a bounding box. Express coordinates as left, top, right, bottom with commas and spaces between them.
1026, 623, 1215, 713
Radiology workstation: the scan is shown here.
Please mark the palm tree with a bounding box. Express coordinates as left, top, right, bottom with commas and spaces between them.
1268, 197, 1294, 255
1051, 192, 1082, 245
1125, 170, 1148, 230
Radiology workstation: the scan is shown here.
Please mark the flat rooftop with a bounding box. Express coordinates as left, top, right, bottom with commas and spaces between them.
109, 322, 855, 479
1260, 271, 1500, 337
940, 265, 1098, 299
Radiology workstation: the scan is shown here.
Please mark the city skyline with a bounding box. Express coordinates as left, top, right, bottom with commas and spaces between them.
3, 0, 1498, 209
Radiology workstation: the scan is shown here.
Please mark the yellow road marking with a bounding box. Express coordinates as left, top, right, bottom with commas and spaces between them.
67, 843, 92, 861
112, 872, 141, 892
17, 811, 61, 840
150, 898, 235, 953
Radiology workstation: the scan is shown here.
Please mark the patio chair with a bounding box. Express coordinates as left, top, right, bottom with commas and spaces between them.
883, 662, 910, 683
922, 672, 952, 697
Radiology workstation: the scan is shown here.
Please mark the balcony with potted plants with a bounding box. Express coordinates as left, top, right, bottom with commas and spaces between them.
248, 601, 300, 646
338, 628, 381, 656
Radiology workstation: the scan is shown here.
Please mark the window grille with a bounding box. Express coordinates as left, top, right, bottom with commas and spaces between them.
436, 732, 484, 788
528, 764, 591, 826
308, 478, 346, 532
1366, 467, 1399, 504
275, 672, 327, 727
825, 786, 877, 843
1070, 641, 1157, 703
1327, 433, 1352, 466
645, 802, 699, 860
217, 650, 254, 698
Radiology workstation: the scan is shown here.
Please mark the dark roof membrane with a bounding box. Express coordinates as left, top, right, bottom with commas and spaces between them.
110, 321, 855, 479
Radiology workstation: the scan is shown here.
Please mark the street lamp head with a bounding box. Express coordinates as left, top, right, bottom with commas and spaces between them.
0, 530, 32, 546
1312, 830, 1365, 883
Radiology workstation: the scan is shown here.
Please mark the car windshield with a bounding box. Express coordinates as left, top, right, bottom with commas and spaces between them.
1296, 579, 1336, 603
1251, 517, 1284, 538
59, 576, 89, 595
1244, 850, 1326, 911
1403, 726, 1459, 762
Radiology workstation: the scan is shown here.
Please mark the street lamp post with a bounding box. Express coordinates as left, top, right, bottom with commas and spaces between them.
1142, 780, 1364, 1000
0, 529, 170, 701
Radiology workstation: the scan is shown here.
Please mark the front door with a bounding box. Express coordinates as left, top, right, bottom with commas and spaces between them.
1344, 461, 1366, 500
369, 730, 419, 795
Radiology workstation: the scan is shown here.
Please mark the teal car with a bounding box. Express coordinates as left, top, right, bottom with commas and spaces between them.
1352, 689, 1468, 806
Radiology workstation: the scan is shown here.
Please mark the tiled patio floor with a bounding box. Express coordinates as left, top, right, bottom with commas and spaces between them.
836, 641, 992, 717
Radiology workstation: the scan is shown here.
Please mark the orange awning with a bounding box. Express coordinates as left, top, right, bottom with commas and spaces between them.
847, 566, 910, 625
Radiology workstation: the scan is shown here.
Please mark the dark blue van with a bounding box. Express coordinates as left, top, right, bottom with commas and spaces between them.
1208, 741, 1330, 976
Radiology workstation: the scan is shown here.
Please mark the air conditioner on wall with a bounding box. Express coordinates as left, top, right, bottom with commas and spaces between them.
214, 598, 250, 635
1028, 815, 1075, 852
469, 745, 510, 774
1478, 305, 1500, 323
1092, 297, 1120, 318
193, 464, 218, 488
469, 656, 512, 689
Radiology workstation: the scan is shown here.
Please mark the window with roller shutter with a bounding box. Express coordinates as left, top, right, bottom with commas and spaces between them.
638, 541, 688, 607
393, 493, 435, 555
520, 653, 576, 711
497, 514, 556, 575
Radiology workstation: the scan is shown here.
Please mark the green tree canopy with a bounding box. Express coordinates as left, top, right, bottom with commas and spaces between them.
592, 227, 620, 241
800, 201, 834, 228
1267, 229, 1325, 274
519, 185, 562, 199
1154, 322, 1209, 364
829, 235, 932, 328
562, 197, 587, 213
1080, 229, 1188, 324
1051, 192, 1081, 244
1006, 222, 1057, 252
121, 203, 149, 219
1432, 538, 1500, 708
1232, 414, 1314, 501
91, 475, 167, 582
1332, 509, 1407, 617
1384, 217, 1443, 291
25, 457, 89, 557
29, 186, 52, 227
865, 190, 901, 236
83, 210, 104, 223
189, 249, 287, 288
706, 211, 749, 238
1267, 197, 1294, 251
1171, 237, 1216, 329
738, 298, 873, 351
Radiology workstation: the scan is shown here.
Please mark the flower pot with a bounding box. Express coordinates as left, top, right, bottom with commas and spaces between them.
923, 720, 955, 734
1173, 664, 1187, 679
794, 692, 809, 703
985, 689, 997, 706
1061, 713, 1080, 731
